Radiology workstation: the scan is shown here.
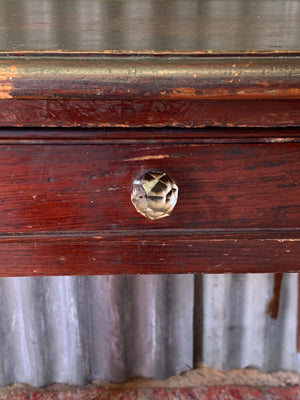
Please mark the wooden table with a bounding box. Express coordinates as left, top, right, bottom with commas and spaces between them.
0, 0, 299, 276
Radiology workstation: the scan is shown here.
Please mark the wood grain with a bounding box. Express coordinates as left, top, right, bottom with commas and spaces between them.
0, 0, 298, 277
0, 141, 297, 275
0, 143, 298, 232
1, 99, 300, 128
0, 235, 298, 276
0, 55, 299, 128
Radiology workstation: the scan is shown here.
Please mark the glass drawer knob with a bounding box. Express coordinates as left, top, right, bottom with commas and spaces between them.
131, 170, 178, 220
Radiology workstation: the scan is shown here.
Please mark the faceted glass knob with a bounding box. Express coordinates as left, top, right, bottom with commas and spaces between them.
131, 170, 178, 220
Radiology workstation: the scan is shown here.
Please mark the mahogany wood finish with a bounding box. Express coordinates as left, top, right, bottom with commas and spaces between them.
0, 139, 297, 275
0, 236, 299, 277
0, 0, 299, 275
1, 99, 300, 128
0, 142, 299, 232
0, 56, 299, 128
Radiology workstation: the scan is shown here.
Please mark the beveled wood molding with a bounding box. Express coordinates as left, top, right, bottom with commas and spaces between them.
0, 55, 300, 101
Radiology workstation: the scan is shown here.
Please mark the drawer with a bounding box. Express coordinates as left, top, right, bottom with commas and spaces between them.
0, 139, 299, 275
0, 142, 299, 231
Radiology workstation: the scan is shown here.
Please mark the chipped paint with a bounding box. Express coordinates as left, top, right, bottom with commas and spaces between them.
0, 56, 299, 100
0, 64, 19, 99
160, 88, 197, 97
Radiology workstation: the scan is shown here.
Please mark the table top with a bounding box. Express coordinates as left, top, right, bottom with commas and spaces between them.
0, 0, 299, 54
0, 1, 299, 276
0, 0, 299, 128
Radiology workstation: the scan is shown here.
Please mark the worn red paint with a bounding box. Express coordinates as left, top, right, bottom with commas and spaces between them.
0, 142, 298, 233
0, 142, 297, 275
1, 99, 300, 127
1, 57, 300, 100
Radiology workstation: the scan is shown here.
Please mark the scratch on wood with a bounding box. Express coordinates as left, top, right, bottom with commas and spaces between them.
262, 238, 300, 242
212, 264, 222, 268
107, 186, 120, 191
124, 154, 170, 161
264, 138, 294, 143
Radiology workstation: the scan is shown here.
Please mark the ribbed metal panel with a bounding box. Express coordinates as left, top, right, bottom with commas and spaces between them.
198, 274, 297, 372
0, 273, 297, 387
1, 0, 299, 52
0, 275, 194, 386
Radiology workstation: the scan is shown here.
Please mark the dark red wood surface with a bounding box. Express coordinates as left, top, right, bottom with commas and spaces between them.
0, 1, 298, 277
1, 99, 300, 128
0, 142, 298, 232
0, 127, 300, 142
0, 235, 299, 276
0, 139, 298, 275
0, 55, 299, 128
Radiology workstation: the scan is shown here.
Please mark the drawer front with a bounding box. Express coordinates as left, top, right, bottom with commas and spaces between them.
0, 143, 299, 231
0, 142, 299, 274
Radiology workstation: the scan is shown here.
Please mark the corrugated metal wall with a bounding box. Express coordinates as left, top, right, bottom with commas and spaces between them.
0, 273, 297, 387
197, 274, 297, 371
1, 0, 299, 52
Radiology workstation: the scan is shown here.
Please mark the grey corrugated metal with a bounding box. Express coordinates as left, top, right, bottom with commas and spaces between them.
197, 274, 298, 372
0, 273, 298, 387
0, 275, 194, 387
